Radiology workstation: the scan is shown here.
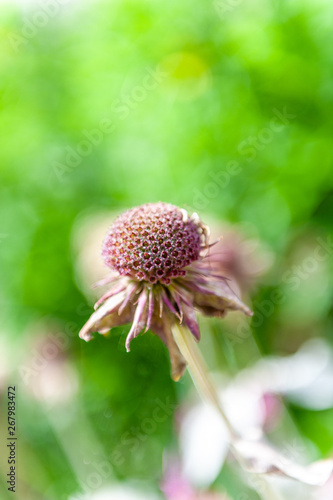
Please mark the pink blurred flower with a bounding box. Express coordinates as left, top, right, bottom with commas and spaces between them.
205, 225, 273, 295
19, 319, 78, 407
162, 465, 230, 500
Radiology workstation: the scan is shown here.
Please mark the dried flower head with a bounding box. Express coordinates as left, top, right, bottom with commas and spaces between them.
101, 203, 203, 284
79, 202, 252, 380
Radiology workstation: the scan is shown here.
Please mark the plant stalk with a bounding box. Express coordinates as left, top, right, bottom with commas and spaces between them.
172, 323, 284, 500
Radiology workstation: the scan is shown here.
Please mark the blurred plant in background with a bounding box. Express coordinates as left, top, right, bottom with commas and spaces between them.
1, 0, 333, 498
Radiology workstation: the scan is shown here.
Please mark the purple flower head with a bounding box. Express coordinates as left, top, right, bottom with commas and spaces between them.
101, 202, 204, 285
79, 203, 252, 380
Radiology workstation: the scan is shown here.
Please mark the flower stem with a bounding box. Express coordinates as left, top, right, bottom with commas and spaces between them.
172, 323, 235, 437
172, 324, 284, 500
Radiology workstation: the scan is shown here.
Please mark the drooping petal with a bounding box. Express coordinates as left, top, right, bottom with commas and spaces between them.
94, 282, 127, 310
159, 292, 164, 318
182, 302, 201, 341
171, 288, 184, 323
151, 313, 187, 381
79, 291, 133, 341
145, 287, 154, 333
185, 276, 253, 318
125, 289, 148, 352
118, 282, 141, 315
172, 283, 193, 307
161, 288, 180, 318
92, 272, 120, 288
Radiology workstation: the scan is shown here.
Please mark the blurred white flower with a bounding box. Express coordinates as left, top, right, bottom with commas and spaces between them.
180, 337, 333, 488
180, 402, 229, 487
233, 438, 333, 485
240, 337, 333, 410
316, 473, 333, 500
70, 484, 160, 500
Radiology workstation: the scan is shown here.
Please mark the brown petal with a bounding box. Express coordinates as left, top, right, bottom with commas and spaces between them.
151, 314, 187, 381
182, 302, 201, 341
125, 289, 148, 352
191, 279, 253, 318
79, 292, 134, 341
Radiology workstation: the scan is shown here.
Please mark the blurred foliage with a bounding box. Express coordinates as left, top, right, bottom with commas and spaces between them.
0, 0, 333, 498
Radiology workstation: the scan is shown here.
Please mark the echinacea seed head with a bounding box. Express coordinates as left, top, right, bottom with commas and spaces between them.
81, 203, 253, 380
102, 202, 206, 284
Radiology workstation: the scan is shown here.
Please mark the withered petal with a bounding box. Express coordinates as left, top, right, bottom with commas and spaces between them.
188, 279, 253, 318
182, 302, 201, 341
79, 292, 134, 341
125, 289, 148, 351
151, 314, 187, 381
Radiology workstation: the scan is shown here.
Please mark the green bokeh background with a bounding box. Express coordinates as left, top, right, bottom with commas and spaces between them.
1, 0, 333, 498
